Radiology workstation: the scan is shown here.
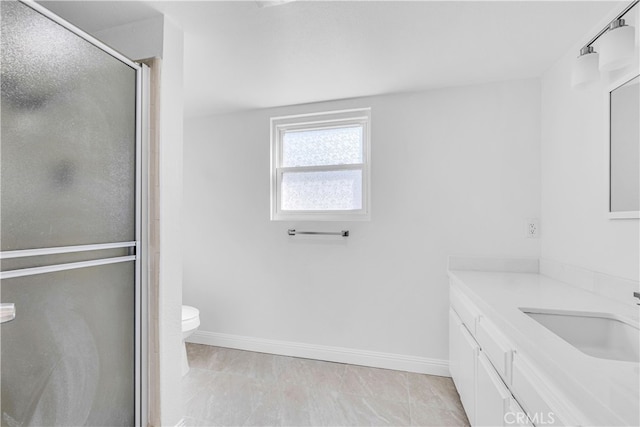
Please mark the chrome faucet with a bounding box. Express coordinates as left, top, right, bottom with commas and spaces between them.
634, 292, 640, 305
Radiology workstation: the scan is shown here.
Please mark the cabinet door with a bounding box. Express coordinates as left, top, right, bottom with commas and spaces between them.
450, 308, 478, 425
476, 351, 511, 426
449, 308, 462, 383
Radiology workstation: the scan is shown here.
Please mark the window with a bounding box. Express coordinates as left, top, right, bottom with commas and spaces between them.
270, 108, 371, 221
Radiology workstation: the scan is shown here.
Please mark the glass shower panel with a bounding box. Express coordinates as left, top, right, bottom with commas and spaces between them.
1, 2, 140, 426
1, 262, 135, 426
1, 0, 137, 251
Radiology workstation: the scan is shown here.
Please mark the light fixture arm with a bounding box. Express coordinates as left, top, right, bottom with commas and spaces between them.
580, 0, 639, 50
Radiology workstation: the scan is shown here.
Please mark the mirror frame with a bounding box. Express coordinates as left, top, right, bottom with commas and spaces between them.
605, 69, 640, 220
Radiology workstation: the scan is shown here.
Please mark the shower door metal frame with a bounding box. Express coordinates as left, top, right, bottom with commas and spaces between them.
1, 1, 149, 425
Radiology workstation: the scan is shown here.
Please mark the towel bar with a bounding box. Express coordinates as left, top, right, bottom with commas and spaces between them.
287, 229, 349, 237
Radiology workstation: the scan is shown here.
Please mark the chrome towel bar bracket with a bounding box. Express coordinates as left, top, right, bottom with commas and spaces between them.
288, 229, 349, 237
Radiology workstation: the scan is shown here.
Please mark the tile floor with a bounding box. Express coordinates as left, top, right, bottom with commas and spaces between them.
183, 344, 470, 427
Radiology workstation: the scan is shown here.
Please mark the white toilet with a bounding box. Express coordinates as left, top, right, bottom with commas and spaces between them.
181, 305, 200, 376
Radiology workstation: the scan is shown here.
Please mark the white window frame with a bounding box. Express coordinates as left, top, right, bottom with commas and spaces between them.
270, 108, 371, 221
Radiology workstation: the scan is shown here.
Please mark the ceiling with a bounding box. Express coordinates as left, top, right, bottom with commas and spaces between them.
39, 0, 161, 32
40, 1, 623, 117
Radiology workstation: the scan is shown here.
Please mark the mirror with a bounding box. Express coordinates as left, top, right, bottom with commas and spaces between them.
608, 73, 639, 219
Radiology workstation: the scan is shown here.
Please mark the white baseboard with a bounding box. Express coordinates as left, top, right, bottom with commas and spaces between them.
188, 330, 450, 377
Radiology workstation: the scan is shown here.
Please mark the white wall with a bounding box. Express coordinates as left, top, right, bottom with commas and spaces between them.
183, 79, 541, 368
156, 17, 184, 427
540, 7, 639, 282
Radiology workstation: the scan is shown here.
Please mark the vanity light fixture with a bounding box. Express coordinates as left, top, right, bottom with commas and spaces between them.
571, 46, 600, 88
599, 19, 636, 71
572, 0, 639, 88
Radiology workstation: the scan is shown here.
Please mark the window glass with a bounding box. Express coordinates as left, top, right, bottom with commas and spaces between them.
282, 126, 363, 167
281, 169, 362, 211
271, 108, 370, 220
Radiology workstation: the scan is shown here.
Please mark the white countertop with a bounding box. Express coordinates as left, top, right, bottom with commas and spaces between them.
448, 270, 640, 426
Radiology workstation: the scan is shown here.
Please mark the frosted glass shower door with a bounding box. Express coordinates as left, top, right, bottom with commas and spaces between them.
1, 1, 142, 426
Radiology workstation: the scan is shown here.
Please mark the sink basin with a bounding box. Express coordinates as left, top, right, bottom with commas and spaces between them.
520, 308, 640, 363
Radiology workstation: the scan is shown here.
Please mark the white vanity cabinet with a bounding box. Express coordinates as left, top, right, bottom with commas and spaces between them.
447, 268, 639, 426
449, 283, 537, 427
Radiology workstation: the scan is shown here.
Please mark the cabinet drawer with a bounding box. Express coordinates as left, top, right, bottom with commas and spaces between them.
511, 354, 564, 426
477, 316, 513, 383
450, 285, 481, 334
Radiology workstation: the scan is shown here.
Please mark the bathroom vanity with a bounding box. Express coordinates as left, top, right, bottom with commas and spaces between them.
448, 266, 639, 426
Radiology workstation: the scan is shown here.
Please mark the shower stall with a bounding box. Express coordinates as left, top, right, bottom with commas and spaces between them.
0, 1, 146, 425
